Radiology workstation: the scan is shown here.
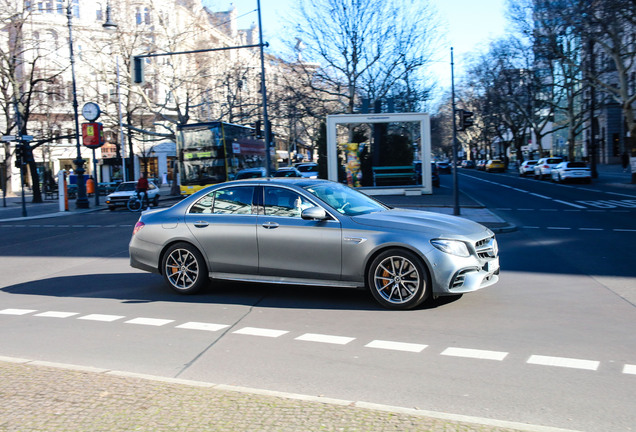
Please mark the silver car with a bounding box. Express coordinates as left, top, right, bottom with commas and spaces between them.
129, 179, 499, 310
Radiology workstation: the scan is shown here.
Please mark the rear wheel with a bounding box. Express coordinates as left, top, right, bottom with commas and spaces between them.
162, 242, 208, 294
367, 249, 429, 310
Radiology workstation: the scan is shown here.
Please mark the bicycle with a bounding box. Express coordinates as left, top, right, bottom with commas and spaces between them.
127, 192, 149, 212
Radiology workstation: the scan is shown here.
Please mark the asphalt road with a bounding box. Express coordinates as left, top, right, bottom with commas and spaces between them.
0, 173, 634, 431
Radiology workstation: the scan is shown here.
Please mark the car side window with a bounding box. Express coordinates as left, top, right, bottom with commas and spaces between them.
264, 187, 312, 218
189, 186, 254, 215
213, 186, 254, 214
189, 192, 214, 214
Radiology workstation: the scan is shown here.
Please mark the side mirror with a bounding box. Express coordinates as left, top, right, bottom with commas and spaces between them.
301, 206, 328, 221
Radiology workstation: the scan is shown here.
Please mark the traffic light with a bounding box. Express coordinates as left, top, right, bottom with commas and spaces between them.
254, 120, 262, 138
14, 144, 23, 168
458, 109, 474, 131
132, 56, 145, 84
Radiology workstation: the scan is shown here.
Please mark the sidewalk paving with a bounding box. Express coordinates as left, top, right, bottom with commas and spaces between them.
0, 357, 568, 432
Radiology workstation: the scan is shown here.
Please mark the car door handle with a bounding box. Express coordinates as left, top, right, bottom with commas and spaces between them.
193, 221, 209, 228
262, 222, 279, 229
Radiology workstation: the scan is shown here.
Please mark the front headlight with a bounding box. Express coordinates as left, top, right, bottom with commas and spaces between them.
431, 239, 470, 257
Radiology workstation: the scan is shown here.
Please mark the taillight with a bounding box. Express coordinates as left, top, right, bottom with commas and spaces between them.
132, 221, 145, 235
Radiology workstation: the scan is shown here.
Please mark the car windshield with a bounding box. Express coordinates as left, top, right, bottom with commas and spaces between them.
116, 182, 136, 192
296, 164, 317, 172
304, 182, 387, 216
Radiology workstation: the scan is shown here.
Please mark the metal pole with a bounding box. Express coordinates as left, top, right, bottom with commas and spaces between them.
451, 47, 460, 216
92, 148, 99, 206
257, 0, 272, 176
67, 1, 89, 208
116, 56, 127, 182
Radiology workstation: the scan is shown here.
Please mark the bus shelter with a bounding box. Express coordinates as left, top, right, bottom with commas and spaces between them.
326, 113, 432, 195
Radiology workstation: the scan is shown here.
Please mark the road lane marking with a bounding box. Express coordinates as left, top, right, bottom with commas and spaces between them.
0, 309, 37, 315
176, 322, 230, 332
547, 227, 571, 230
529, 193, 551, 199
34, 311, 79, 318
441, 347, 508, 361
623, 364, 636, 375
78, 314, 125, 322
125, 317, 174, 326
614, 229, 636, 232
233, 327, 289, 338
554, 200, 586, 209
579, 228, 604, 231
527, 355, 599, 371
296, 333, 355, 345
365, 340, 427, 353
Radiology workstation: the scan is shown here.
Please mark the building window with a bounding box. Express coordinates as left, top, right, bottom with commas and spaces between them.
96, 2, 103, 21
144, 7, 151, 25
136, 7, 142, 25
72, 0, 79, 18
56, 0, 63, 14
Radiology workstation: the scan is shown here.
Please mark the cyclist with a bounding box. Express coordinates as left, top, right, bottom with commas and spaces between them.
136, 173, 149, 208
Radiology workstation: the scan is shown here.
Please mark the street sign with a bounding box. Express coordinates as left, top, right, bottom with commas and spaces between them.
1, 135, 16, 142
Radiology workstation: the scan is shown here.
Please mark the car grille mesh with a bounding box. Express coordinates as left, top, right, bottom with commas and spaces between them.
475, 236, 497, 259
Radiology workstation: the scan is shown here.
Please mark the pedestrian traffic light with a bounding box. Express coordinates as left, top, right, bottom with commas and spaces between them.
132, 56, 144, 84
458, 109, 474, 131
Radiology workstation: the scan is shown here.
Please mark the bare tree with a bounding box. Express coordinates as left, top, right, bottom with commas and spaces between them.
289, 0, 440, 114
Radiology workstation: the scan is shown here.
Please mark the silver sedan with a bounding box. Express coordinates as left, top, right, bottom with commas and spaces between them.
129, 178, 499, 310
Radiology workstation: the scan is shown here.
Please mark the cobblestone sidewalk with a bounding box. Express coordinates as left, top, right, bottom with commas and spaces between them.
0, 361, 531, 432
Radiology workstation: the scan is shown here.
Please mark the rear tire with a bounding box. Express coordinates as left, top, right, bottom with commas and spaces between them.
367, 249, 429, 310
162, 242, 208, 294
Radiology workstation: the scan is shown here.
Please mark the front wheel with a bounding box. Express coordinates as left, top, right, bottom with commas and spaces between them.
367, 249, 429, 310
162, 242, 208, 294
127, 197, 142, 212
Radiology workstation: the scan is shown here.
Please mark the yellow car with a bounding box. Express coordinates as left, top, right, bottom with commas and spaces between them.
485, 160, 505, 173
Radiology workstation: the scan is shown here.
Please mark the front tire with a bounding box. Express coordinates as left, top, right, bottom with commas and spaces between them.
127, 198, 142, 212
367, 249, 429, 310
162, 242, 208, 294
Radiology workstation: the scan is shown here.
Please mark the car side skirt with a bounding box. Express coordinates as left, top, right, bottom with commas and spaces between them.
210, 272, 364, 289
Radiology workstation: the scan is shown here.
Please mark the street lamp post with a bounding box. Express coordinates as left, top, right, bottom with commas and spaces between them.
66, 0, 89, 208
101, 3, 126, 182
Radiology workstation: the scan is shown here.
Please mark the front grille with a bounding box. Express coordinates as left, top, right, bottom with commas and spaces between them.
475, 236, 497, 259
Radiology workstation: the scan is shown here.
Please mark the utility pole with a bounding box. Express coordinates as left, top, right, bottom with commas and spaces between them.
451, 47, 460, 216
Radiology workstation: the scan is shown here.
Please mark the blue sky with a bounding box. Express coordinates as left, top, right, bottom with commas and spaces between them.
209, 0, 508, 90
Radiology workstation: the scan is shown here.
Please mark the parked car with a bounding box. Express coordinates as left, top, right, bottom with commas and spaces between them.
461, 160, 476, 169
106, 181, 160, 211
294, 162, 319, 178
436, 161, 451, 174
485, 159, 505, 173
533, 157, 564, 180
551, 161, 592, 183
413, 161, 439, 187
476, 160, 486, 171
518, 160, 538, 176
235, 167, 268, 180
129, 178, 500, 310
273, 167, 302, 177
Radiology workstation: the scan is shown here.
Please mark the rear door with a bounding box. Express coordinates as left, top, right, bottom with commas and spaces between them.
185, 186, 258, 275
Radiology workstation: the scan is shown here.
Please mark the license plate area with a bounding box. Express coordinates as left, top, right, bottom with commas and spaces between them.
484, 257, 499, 273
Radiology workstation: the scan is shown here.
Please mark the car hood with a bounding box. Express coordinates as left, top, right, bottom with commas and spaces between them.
107, 191, 135, 198
351, 208, 490, 238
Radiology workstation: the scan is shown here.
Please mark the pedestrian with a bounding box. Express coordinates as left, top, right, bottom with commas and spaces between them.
621, 151, 629, 172
136, 173, 149, 205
